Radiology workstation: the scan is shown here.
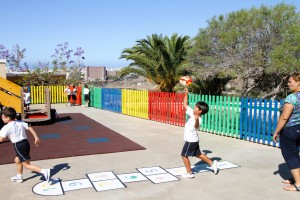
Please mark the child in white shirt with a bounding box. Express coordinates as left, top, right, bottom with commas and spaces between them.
0, 107, 51, 183
181, 88, 219, 178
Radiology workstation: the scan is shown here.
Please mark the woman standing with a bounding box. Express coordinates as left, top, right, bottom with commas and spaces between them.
64, 85, 72, 107
71, 86, 77, 106
273, 73, 300, 192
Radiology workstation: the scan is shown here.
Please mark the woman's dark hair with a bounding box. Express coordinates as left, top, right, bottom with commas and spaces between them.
195, 101, 209, 115
2, 107, 17, 120
290, 73, 300, 82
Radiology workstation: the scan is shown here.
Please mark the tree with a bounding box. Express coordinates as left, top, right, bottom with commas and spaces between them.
188, 3, 300, 99
188, 75, 231, 95
67, 47, 85, 84
0, 44, 28, 72
1, 42, 86, 86
0, 44, 9, 59
51, 43, 85, 85
119, 33, 191, 92
19, 61, 62, 86
1, 44, 62, 87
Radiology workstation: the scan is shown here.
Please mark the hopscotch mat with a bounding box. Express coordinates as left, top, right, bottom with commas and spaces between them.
137, 166, 179, 184
166, 160, 239, 175
86, 171, 126, 192
32, 161, 239, 196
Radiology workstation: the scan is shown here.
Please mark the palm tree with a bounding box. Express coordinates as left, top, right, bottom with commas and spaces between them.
119, 33, 190, 92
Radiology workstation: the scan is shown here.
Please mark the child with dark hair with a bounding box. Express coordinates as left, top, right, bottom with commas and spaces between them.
181, 88, 219, 178
23, 87, 31, 111
0, 107, 51, 183
83, 84, 90, 107
64, 85, 72, 107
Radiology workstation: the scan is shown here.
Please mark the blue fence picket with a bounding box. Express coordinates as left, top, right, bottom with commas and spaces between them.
257, 99, 263, 143
241, 98, 249, 140
248, 98, 253, 141
253, 98, 258, 142
102, 88, 122, 113
239, 97, 244, 139
267, 100, 272, 145
262, 99, 267, 144
276, 100, 284, 148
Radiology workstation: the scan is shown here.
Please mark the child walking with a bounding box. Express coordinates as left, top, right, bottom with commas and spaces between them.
181, 88, 218, 178
0, 107, 51, 183
83, 84, 90, 107
23, 87, 31, 111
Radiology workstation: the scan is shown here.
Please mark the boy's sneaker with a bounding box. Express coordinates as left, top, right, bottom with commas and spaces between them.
43, 169, 51, 183
181, 172, 195, 178
212, 160, 218, 174
11, 175, 23, 183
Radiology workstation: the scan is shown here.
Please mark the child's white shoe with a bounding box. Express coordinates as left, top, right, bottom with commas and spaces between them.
181, 172, 195, 178
11, 175, 23, 183
212, 160, 218, 174
43, 169, 51, 183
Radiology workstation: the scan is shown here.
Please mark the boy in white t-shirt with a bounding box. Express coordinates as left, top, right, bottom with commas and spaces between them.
83, 84, 90, 107
0, 107, 51, 183
23, 87, 31, 111
181, 88, 218, 178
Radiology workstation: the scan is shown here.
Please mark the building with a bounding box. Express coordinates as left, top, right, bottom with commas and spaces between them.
106, 67, 121, 77
83, 66, 107, 81
1, 61, 121, 83
0, 59, 6, 79
0, 60, 66, 83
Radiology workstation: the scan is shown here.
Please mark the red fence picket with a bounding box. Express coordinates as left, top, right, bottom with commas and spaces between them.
149, 91, 185, 126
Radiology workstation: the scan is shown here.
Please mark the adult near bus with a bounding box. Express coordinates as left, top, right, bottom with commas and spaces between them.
273, 72, 300, 192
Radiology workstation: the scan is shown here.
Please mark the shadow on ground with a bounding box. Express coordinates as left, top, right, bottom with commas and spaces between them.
273, 162, 293, 181
24, 163, 70, 182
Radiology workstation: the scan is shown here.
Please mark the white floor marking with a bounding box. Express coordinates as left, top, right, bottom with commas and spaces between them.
146, 173, 179, 184
117, 172, 148, 183
61, 178, 93, 192
91, 179, 126, 192
137, 166, 167, 176
32, 161, 240, 196
87, 171, 117, 181
32, 179, 63, 196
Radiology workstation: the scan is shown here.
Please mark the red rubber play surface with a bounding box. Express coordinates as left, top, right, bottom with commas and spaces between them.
0, 113, 145, 165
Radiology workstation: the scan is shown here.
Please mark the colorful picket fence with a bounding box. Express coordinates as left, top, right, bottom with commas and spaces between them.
188, 94, 241, 138
122, 89, 149, 119
101, 88, 122, 113
28, 86, 284, 147
30, 86, 82, 105
240, 98, 283, 147
148, 91, 185, 126
89, 87, 102, 109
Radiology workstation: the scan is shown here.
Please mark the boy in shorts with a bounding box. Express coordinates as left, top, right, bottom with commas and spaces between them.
181, 88, 218, 178
83, 84, 90, 107
23, 87, 31, 111
0, 107, 51, 183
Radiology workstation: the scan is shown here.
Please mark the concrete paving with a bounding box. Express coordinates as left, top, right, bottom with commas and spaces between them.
0, 104, 298, 200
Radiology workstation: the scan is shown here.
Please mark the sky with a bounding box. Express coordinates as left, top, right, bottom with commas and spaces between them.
1, 0, 300, 68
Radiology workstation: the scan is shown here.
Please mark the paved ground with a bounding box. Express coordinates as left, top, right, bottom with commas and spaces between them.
0, 104, 299, 200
